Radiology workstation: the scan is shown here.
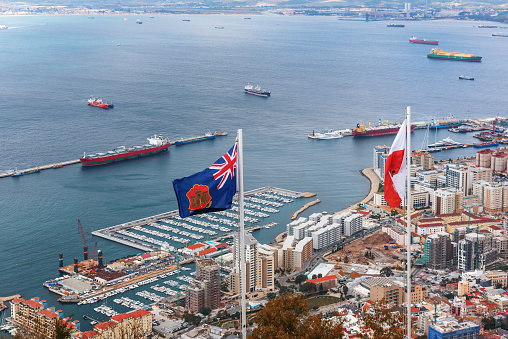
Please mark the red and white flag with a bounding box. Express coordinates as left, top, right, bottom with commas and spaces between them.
384, 119, 407, 208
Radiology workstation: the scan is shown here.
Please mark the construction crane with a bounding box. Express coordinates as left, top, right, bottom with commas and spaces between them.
335, 245, 347, 269
78, 219, 89, 261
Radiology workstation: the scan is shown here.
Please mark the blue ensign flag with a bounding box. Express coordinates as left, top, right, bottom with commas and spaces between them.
173, 143, 238, 218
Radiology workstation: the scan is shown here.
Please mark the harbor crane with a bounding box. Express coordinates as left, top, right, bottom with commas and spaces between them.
78, 219, 89, 261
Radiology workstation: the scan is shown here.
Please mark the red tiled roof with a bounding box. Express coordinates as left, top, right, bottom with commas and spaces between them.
465, 300, 473, 306
490, 225, 502, 230
411, 307, 420, 313
438, 213, 461, 217
411, 232, 419, 237
130, 309, 150, 318
140, 253, 151, 259
78, 331, 99, 339
358, 210, 371, 217
39, 309, 59, 319
12, 298, 24, 303
198, 248, 217, 256
23, 299, 42, 309
95, 321, 117, 330
419, 218, 443, 223
215, 243, 228, 249
186, 243, 205, 250
418, 223, 444, 228
111, 313, 133, 322
306, 275, 337, 284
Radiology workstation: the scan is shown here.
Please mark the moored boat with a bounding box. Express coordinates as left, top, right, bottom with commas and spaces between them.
409, 36, 438, 45
387, 23, 405, 27
429, 118, 461, 129
175, 132, 215, 146
79, 135, 170, 166
245, 83, 270, 97
459, 75, 474, 80
88, 97, 114, 109
427, 48, 482, 62
215, 131, 228, 136
474, 141, 498, 148
353, 121, 415, 137
316, 131, 343, 140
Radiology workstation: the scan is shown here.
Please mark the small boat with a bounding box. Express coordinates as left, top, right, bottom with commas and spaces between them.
492, 32, 508, 37
215, 131, 228, 136
215, 26, 224, 29
387, 23, 405, 27
150, 16, 155, 19
459, 75, 474, 80
182, 19, 190, 22
88, 97, 114, 109
88, 16, 94, 19
136, 20, 142, 24
124, 18, 128, 21
244, 17, 251, 19
0, 25, 8, 30
52, 165, 63, 169
11, 168, 23, 177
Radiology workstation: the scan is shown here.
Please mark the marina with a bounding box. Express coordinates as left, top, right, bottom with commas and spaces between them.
92, 186, 304, 251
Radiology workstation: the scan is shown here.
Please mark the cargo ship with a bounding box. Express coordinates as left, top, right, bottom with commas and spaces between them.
474, 141, 498, 148
387, 23, 405, 27
79, 135, 170, 166
245, 83, 270, 97
88, 97, 114, 109
409, 36, 438, 45
352, 121, 415, 137
175, 132, 215, 146
427, 49, 482, 62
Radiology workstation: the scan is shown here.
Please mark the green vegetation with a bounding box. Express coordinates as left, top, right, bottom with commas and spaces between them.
306, 296, 340, 308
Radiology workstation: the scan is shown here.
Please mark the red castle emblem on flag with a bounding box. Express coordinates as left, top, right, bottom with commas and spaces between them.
186, 184, 212, 211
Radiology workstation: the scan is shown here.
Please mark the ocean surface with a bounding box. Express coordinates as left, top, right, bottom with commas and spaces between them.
1, 14, 507, 330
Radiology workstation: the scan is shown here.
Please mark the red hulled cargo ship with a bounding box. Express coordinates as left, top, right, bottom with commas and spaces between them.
88, 96, 114, 109
353, 121, 416, 137
409, 36, 438, 45
79, 135, 170, 166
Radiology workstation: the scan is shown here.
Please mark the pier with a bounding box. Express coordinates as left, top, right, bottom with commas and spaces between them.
291, 199, 321, 220
0, 295, 21, 312
0, 159, 80, 178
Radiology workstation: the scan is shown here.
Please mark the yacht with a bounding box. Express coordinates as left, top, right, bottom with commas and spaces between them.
428, 137, 463, 148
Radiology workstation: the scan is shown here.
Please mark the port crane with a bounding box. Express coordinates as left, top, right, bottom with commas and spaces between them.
78, 219, 89, 261
493, 113, 500, 133
335, 245, 348, 269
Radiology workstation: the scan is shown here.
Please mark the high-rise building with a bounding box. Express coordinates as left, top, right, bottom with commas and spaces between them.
446, 164, 469, 196
412, 152, 434, 171
233, 231, 258, 293
344, 214, 362, 237
186, 259, 221, 312
431, 188, 462, 215
373, 145, 390, 179
458, 233, 499, 271
425, 232, 453, 270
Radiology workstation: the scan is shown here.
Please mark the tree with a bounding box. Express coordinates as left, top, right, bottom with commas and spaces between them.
344, 256, 349, 263
200, 307, 212, 316
312, 274, 317, 279
360, 301, 405, 339
496, 282, 503, 289
250, 293, 346, 339
300, 282, 316, 294
54, 319, 73, 339
182, 311, 202, 326
342, 285, 348, 296
318, 273, 323, 278
380, 267, 394, 277
482, 316, 496, 330
267, 292, 277, 300
319, 283, 324, 293
295, 274, 308, 285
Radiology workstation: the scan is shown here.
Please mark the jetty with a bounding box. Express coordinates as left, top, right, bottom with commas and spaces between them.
0, 159, 80, 178
0, 295, 21, 312
291, 199, 321, 220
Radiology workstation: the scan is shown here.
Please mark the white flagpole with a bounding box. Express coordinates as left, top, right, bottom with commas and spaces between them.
237, 129, 247, 339
406, 107, 412, 339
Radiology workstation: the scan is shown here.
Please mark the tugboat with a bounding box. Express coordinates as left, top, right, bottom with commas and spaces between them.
244, 83, 270, 97
88, 97, 114, 109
